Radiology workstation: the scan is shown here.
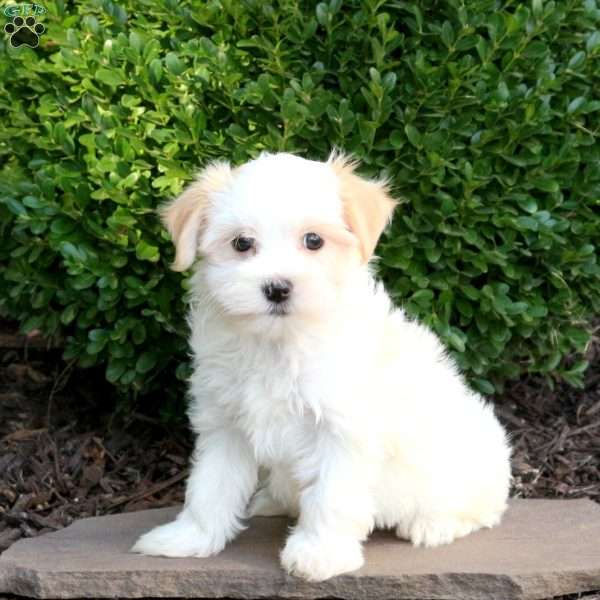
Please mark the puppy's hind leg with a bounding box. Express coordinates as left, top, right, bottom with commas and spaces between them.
396, 508, 504, 548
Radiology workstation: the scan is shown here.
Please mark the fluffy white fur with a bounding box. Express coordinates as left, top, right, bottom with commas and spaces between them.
131, 152, 511, 581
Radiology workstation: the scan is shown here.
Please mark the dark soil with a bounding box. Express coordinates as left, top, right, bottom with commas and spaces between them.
0, 323, 191, 553
496, 337, 600, 505
0, 320, 599, 600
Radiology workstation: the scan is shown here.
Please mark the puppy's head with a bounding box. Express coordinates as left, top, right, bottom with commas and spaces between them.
160, 152, 396, 331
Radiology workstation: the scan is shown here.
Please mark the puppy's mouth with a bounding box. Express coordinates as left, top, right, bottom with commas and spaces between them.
268, 304, 289, 317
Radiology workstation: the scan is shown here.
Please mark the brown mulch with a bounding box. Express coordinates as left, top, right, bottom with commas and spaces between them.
0, 324, 192, 553
0, 320, 599, 588
496, 338, 600, 505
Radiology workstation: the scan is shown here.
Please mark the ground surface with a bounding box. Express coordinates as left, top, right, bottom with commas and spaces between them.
0, 322, 190, 553
0, 320, 598, 600
2, 500, 600, 600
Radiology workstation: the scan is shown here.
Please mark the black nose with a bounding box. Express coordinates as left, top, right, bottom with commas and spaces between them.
263, 280, 293, 304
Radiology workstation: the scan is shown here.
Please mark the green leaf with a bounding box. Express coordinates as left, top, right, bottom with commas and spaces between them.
568, 51, 586, 69
23, 195, 44, 209
135, 241, 160, 262
516, 216, 539, 231
473, 378, 495, 395
22, 314, 45, 333
390, 130, 404, 149
60, 304, 78, 325
136, 352, 157, 374
410, 289, 434, 304
107, 360, 127, 383
567, 97, 585, 114
89, 328, 109, 342
565, 326, 590, 349
86, 339, 107, 355
456, 298, 473, 318
120, 369, 138, 385
149, 58, 163, 85
425, 246, 442, 263
60, 242, 87, 262
441, 21, 454, 48
316, 3, 328, 26
165, 52, 185, 75
2, 197, 26, 216
515, 196, 538, 213
404, 124, 422, 148
446, 327, 466, 352
586, 31, 600, 52
176, 362, 192, 381
132, 323, 146, 344
51, 218, 75, 235
506, 301, 528, 315
96, 68, 124, 87
462, 285, 480, 301
527, 304, 548, 318
531, 178, 559, 193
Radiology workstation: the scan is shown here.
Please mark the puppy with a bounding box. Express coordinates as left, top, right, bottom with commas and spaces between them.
132, 152, 511, 581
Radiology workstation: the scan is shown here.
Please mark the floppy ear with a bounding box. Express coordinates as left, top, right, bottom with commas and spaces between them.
329, 151, 397, 263
159, 161, 232, 271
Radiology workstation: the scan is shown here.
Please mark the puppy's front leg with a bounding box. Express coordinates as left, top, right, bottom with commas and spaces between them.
280, 431, 374, 581
132, 428, 257, 558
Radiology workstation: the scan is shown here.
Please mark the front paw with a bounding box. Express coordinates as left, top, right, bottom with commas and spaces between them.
131, 513, 224, 558
280, 530, 363, 581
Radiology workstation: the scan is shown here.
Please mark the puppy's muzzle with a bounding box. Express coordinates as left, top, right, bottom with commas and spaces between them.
262, 280, 293, 304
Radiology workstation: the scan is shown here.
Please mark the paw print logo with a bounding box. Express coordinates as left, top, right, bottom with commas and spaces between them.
4, 16, 45, 48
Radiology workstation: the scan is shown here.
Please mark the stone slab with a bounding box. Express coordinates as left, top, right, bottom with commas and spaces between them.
0, 499, 599, 600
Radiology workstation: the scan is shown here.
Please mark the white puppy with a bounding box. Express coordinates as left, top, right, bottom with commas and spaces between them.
132, 152, 511, 581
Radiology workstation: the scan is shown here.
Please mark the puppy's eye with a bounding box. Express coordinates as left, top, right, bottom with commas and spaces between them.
232, 236, 255, 252
303, 232, 324, 251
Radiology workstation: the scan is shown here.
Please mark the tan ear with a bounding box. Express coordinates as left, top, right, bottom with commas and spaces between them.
159, 161, 232, 271
329, 151, 397, 263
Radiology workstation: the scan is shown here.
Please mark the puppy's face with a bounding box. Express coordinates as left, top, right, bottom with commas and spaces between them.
161, 153, 395, 332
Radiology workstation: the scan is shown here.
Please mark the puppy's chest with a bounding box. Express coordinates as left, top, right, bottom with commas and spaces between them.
195, 344, 318, 462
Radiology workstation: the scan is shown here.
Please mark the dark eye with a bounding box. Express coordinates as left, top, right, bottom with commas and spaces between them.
303, 232, 324, 251
232, 236, 255, 252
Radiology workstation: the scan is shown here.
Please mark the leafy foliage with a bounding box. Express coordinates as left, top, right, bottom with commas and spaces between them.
0, 0, 598, 399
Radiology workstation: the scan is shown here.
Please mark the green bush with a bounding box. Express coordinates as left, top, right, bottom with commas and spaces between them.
1, 0, 598, 400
